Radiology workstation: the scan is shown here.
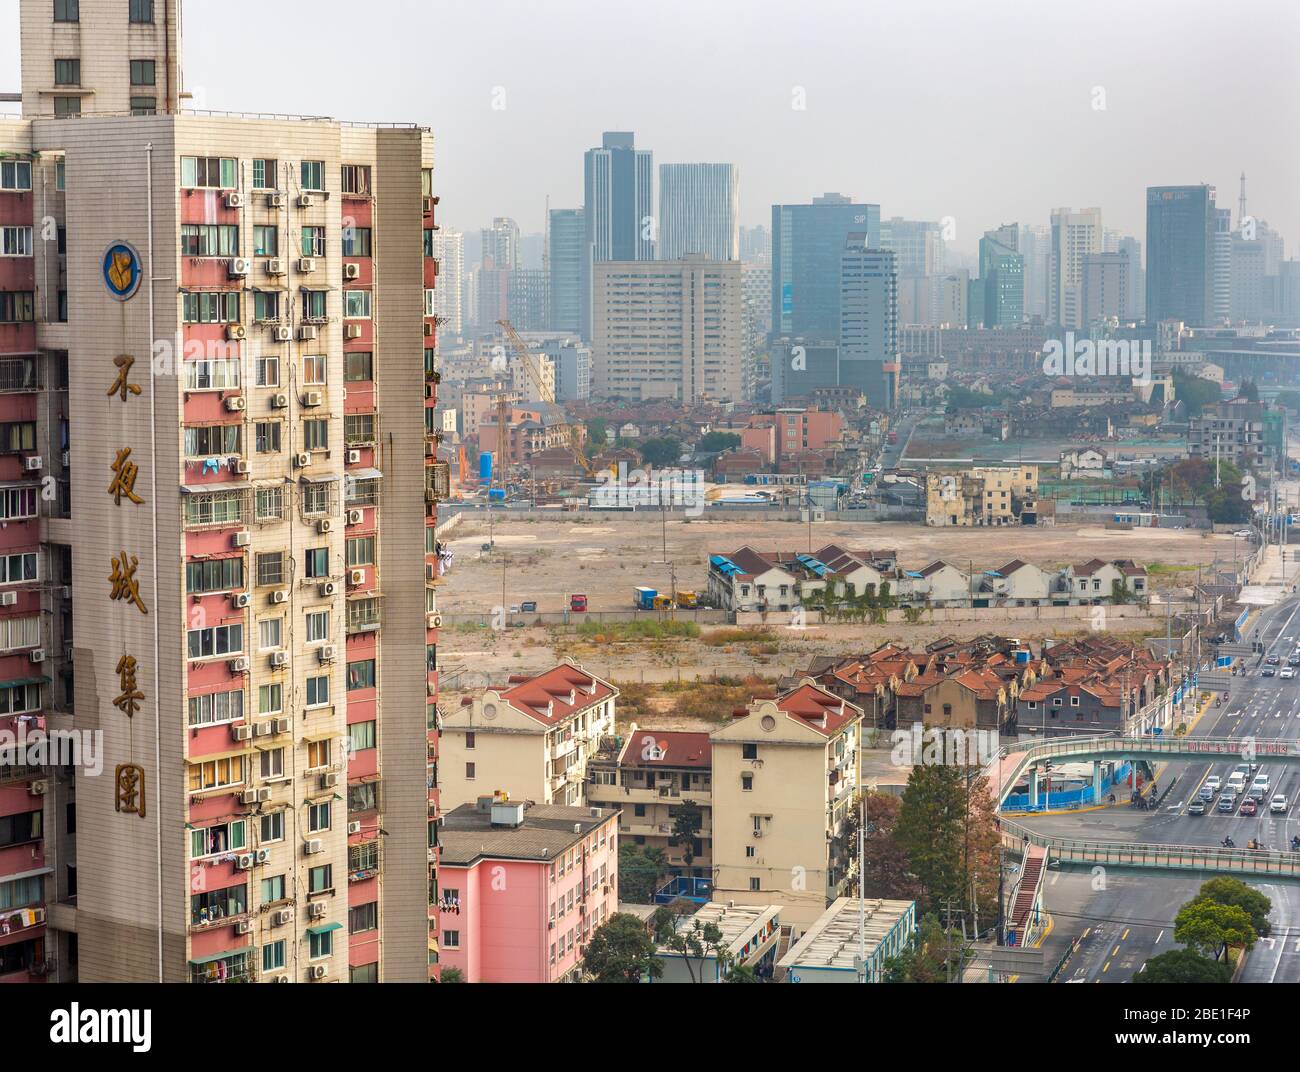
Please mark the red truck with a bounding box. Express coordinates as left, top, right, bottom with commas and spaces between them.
570, 594, 588, 613
887, 430, 898, 444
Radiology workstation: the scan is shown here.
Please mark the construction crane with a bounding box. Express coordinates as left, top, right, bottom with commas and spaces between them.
497, 319, 600, 479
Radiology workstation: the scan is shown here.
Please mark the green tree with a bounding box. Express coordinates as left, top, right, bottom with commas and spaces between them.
1236, 378, 1259, 402
697, 431, 741, 454
882, 912, 969, 982
617, 842, 666, 903
1173, 900, 1257, 961
841, 792, 921, 902
583, 913, 663, 983
437, 966, 464, 983
1135, 948, 1232, 984
668, 801, 703, 868
1172, 371, 1221, 415
640, 437, 682, 468
586, 418, 608, 451
1191, 878, 1272, 938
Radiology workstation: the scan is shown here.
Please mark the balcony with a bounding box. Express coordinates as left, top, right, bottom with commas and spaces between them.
425, 462, 450, 504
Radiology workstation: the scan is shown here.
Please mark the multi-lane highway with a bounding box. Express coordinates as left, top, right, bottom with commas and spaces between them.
1026, 588, 1300, 982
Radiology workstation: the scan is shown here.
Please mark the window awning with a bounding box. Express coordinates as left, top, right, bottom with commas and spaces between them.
188, 947, 249, 966
180, 482, 248, 495
186, 748, 249, 764
299, 473, 340, 484
347, 468, 383, 481
300, 730, 340, 744
2, 865, 52, 884
306, 922, 343, 936
0, 676, 49, 689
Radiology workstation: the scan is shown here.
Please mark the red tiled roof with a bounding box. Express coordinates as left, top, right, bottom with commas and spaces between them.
501, 663, 614, 725
619, 730, 711, 769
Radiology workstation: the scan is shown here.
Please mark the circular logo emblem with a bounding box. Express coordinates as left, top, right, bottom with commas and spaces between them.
103, 241, 143, 301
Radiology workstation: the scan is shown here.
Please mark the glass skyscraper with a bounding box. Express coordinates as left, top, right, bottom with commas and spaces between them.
1146, 184, 1216, 326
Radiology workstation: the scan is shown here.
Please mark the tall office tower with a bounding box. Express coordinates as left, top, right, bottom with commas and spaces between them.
1081, 251, 1131, 324
771, 193, 881, 342
739, 224, 770, 263
880, 217, 945, 278
581, 132, 653, 338
978, 224, 1024, 328
938, 270, 970, 328
475, 267, 511, 337
1049, 207, 1103, 329
1146, 185, 1216, 327
547, 208, 584, 333
1116, 235, 1144, 321
480, 217, 520, 272
838, 240, 899, 410
0, 0, 443, 984
657, 163, 739, 261
428, 228, 465, 339
1230, 234, 1266, 323
1213, 206, 1232, 322
1016, 224, 1050, 321
507, 269, 550, 332
591, 256, 744, 403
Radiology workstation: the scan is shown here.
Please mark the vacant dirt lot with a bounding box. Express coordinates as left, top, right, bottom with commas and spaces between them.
437, 513, 1237, 615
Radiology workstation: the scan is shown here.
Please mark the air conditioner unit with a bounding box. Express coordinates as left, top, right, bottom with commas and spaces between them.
270, 650, 288, 668
234, 535, 252, 553
318, 645, 338, 664
321, 772, 339, 788
318, 581, 338, 597
423, 322, 434, 337
271, 717, 290, 734
426, 613, 442, 629
29, 780, 47, 796
24, 455, 42, 471
58, 586, 71, 600
239, 789, 259, 804
343, 262, 360, 280
310, 964, 328, 981
226, 323, 247, 341
296, 193, 314, 208
344, 323, 362, 339
298, 257, 317, 274
272, 590, 288, 604
253, 722, 272, 737
234, 592, 251, 608
0, 591, 15, 607
225, 191, 245, 209
233, 724, 253, 741
270, 392, 289, 409
422, 197, 436, 215
256, 788, 271, 802
347, 821, 361, 835
29, 649, 45, 664
305, 839, 324, 856
345, 509, 363, 525
273, 325, 291, 341
224, 395, 246, 411
266, 257, 286, 276
297, 325, 318, 341
294, 452, 312, 468
235, 919, 252, 934
273, 909, 293, 926
61, 450, 70, 467
275, 975, 290, 983
228, 257, 252, 277
236, 853, 255, 870
752, 829, 763, 839
255, 848, 271, 864
234, 459, 251, 474
302, 391, 322, 407
317, 518, 334, 534
348, 569, 365, 586
230, 656, 250, 673
268, 192, 286, 209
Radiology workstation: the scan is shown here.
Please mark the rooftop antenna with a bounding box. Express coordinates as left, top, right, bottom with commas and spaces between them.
1238, 172, 1247, 228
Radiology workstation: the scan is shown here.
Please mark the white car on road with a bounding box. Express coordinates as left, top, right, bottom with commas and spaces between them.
1282, 667, 1295, 679
1271, 794, 1289, 814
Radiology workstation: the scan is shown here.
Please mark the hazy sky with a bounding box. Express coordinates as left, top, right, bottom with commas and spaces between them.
3, 0, 1298, 254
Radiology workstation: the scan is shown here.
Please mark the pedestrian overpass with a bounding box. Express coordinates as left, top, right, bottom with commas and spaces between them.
1002, 819, 1300, 883
993, 733, 1300, 809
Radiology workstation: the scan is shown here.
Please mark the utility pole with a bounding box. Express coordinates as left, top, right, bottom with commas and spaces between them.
857, 792, 866, 983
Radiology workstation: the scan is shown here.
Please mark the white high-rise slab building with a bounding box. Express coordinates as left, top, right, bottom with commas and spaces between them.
1049, 207, 1103, 329
657, 163, 740, 261
429, 227, 465, 338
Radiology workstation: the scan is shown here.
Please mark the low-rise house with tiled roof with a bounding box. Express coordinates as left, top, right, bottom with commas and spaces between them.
707, 546, 801, 612
979, 559, 1056, 606
1062, 558, 1147, 602
901, 560, 970, 605
587, 725, 713, 880
711, 682, 863, 929
439, 660, 618, 810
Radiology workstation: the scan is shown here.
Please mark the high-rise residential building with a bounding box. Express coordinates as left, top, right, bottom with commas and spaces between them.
581, 132, 653, 338
538, 336, 592, 402
740, 224, 771, 264
480, 216, 520, 272
1230, 235, 1266, 323
657, 163, 739, 261
1049, 207, 1103, 329
880, 217, 945, 278
1146, 185, 1216, 326
978, 224, 1024, 328
428, 228, 465, 339
1115, 235, 1145, 321
507, 268, 550, 332
1213, 206, 1232, 322
547, 207, 584, 333
838, 240, 899, 410
1081, 251, 1132, 325
1017, 224, 1050, 321
771, 193, 881, 342
591, 256, 744, 403
0, 0, 443, 984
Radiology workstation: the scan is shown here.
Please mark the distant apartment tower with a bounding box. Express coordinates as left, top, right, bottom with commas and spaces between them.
838, 240, 899, 410
1116, 235, 1145, 321
591, 256, 744, 403
1049, 207, 1103, 329
1081, 251, 1131, 324
1146, 185, 1216, 327
507, 268, 549, 332
771, 193, 881, 342
978, 225, 1023, 328
539, 336, 592, 402
1017, 224, 1050, 321
547, 207, 584, 333
1, 0, 443, 984
1213, 206, 1232, 322
740, 224, 770, 263
657, 163, 739, 261
428, 227, 465, 338
880, 217, 945, 278
582, 132, 653, 338
480, 216, 520, 271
